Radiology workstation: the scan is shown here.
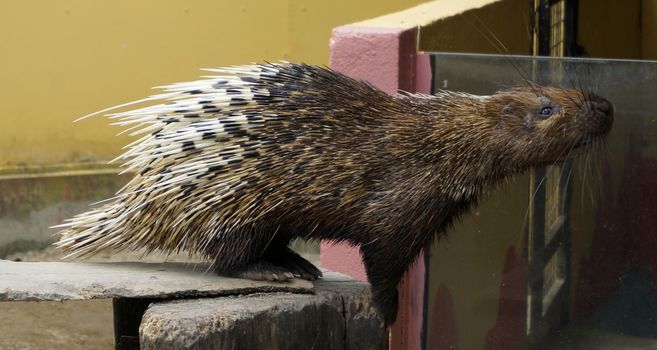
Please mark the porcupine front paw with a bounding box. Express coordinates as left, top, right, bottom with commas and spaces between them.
270, 247, 323, 281
228, 248, 322, 282
372, 286, 400, 326
230, 260, 296, 282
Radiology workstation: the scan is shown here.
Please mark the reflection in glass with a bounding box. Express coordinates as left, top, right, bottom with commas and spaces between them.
425, 52, 657, 349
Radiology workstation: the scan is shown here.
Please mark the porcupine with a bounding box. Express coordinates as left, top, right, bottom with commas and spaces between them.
55, 62, 613, 326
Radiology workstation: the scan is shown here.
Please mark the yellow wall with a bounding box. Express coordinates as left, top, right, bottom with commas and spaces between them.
0, 0, 427, 172
578, 0, 642, 59
418, 0, 530, 55
644, 0, 657, 59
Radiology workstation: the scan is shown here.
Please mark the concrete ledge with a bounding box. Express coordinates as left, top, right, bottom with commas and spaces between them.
140, 271, 387, 350
349, 0, 499, 29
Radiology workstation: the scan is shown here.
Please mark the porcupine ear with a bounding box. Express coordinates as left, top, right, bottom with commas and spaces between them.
489, 92, 516, 115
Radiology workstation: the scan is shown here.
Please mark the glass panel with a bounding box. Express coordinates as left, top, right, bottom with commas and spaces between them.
424, 52, 657, 350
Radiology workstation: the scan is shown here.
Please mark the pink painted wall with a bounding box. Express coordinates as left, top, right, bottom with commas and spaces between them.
322, 25, 422, 280
321, 25, 408, 282
323, 24, 430, 350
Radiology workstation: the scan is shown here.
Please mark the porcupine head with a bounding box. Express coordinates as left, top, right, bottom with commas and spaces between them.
54, 63, 613, 327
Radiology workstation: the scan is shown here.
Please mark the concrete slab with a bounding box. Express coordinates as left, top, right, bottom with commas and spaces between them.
0, 260, 313, 301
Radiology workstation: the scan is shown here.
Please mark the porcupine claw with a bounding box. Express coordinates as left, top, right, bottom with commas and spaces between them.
270, 248, 323, 281
232, 261, 296, 282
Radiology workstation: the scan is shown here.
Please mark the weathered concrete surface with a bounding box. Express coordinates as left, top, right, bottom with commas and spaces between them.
0, 260, 313, 301
140, 271, 387, 350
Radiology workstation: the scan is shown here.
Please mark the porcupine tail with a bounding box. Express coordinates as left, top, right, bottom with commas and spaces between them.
53, 62, 336, 257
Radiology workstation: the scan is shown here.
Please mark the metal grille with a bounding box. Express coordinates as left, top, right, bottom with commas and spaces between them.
550, 1, 566, 56
527, 0, 575, 344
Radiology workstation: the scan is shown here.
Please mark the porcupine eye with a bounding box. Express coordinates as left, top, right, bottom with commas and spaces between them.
538, 106, 554, 117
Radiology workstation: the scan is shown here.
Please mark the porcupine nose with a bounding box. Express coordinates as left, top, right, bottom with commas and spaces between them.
589, 94, 614, 136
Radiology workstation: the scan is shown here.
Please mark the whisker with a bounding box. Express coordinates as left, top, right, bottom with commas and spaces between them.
588, 138, 601, 206
562, 64, 584, 109
465, 14, 538, 95
594, 67, 602, 95
519, 166, 549, 250
562, 161, 575, 205
521, 9, 535, 56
